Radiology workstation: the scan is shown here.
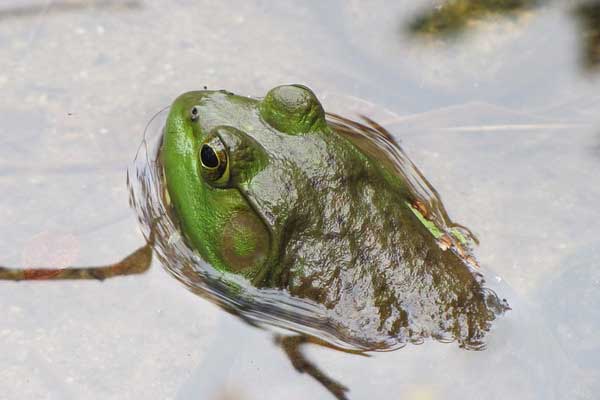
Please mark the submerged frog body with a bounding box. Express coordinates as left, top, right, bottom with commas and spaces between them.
162, 85, 507, 348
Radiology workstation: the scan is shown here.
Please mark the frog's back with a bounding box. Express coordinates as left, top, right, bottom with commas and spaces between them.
281, 128, 505, 348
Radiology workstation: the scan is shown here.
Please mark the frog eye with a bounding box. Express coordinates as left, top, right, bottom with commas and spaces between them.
199, 135, 229, 186
259, 85, 326, 135
190, 106, 200, 121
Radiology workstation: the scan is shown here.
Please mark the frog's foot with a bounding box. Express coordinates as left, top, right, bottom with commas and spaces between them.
0, 242, 152, 281
275, 334, 350, 400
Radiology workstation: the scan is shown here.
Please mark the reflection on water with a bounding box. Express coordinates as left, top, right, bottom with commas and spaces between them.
408, 0, 541, 37
408, 0, 600, 71
0, 0, 141, 21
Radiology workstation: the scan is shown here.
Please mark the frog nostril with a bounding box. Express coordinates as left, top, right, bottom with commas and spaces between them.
200, 144, 219, 168
190, 106, 200, 121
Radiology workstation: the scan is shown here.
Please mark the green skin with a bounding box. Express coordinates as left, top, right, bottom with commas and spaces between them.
162, 85, 502, 344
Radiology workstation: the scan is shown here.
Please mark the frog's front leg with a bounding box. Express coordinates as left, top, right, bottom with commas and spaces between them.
276, 334, 367, 400
0, 242, 152, 281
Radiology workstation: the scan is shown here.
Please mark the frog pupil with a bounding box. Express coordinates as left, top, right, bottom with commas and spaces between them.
201, 145, 219, 168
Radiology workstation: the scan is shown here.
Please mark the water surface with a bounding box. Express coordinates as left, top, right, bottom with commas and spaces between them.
1, 1, 599, 399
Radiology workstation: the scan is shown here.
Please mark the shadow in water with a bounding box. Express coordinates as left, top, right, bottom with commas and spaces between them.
406, 0, 600, 72
275, 335, 372, 400
276, 335, 350, 400
0, 0, 142, 21
0, 241, 152, 280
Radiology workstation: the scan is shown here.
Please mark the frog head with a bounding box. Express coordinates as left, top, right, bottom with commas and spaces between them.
161, 85, 341, 286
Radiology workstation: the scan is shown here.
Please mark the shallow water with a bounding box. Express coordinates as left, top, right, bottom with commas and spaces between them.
1, 1, 599, 399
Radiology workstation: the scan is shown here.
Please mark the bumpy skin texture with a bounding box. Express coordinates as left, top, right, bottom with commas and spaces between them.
162, 85, 503, 347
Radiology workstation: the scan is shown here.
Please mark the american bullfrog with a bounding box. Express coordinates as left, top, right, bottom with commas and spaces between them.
161, 84, 508, 348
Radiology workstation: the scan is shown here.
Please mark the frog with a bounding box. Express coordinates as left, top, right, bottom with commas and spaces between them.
161, 84, 508, 349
